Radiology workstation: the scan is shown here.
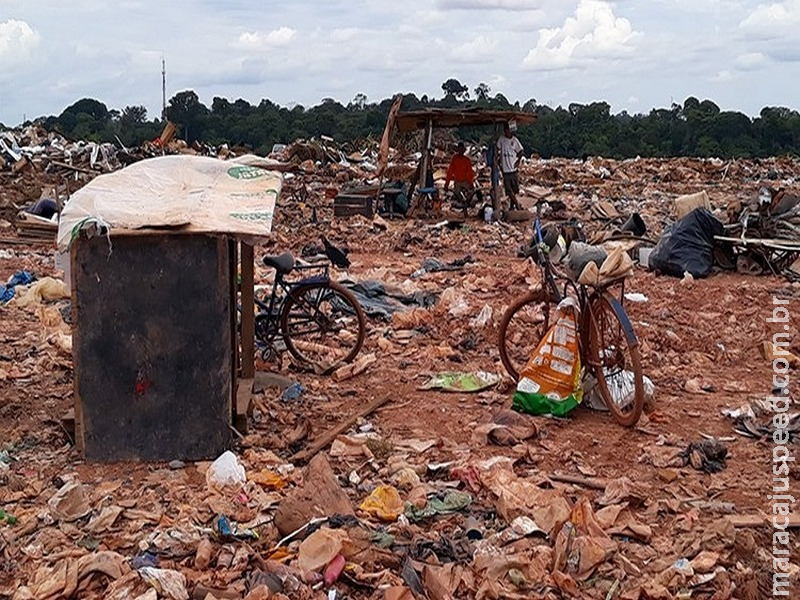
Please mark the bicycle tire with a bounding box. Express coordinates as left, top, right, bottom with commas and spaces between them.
498, 289, 555, 381
585, 292, 644, 427
280, 280, 366, 369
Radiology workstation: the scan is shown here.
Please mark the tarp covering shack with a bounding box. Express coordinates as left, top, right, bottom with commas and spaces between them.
57, 154, 282, 251
60, 154, 283, 462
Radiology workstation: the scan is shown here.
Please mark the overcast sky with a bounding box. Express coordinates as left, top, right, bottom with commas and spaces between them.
1, 0, 798, 127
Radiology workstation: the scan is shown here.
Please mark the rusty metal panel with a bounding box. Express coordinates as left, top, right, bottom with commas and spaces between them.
72, 233, 233, 462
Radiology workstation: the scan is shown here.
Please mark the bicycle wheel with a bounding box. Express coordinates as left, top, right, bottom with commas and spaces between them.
280, 281, 366, 369
498, 290, 555, 381
585, 292, 644, 427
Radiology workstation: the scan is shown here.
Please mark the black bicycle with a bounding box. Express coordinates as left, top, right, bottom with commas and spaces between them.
252, 252, 366, 371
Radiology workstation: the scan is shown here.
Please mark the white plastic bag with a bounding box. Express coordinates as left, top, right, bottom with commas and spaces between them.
205, 450, 246, 492
584, 370, 655, 411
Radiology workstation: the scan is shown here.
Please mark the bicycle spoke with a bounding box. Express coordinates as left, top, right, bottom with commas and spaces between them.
587, 294, 644, 427
281, 282, 365, 369
499, 291, 554, 381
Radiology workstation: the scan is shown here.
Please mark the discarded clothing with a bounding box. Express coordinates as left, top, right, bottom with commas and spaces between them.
343, 280, 437, 321
0, 270, 34, 304
26, 198, 58, 220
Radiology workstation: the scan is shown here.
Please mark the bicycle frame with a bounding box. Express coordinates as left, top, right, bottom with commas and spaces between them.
254, 262, 331, 340
528, 205, 632, 368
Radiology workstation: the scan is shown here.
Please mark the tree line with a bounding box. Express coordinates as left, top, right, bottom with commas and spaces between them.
15, 79, 800, 160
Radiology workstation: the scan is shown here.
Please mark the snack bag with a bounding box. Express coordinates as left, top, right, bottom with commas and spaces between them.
512, 297, 583, 417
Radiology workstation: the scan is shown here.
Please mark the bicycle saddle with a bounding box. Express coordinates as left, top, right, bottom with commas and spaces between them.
263, 252, 295, 275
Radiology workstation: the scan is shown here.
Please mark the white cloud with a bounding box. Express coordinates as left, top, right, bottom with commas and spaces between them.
233, 26, 296, 50
0, 19, 41, 67
522, 0, 642, 70
488, 74, 507, 90
738, 1, 800, 64
739, 0, 800, 39
657, 0, 743, 13
710, 69, 736, 82
451, 34, 498, 62
330, 28, 360, 42
734, 51, 767, 70
627, 95, 639, 104
438, 0, 544, 10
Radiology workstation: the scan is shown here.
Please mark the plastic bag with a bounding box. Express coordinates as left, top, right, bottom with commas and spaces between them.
513, 298, 583, 417
577, 246, 635, 287
206, 451, 246, 492
358, 485, 404, 522
584, 370, 655, 411
648, 208, 724, 278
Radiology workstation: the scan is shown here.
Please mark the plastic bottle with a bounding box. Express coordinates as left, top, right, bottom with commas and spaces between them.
484, 206, 494, 223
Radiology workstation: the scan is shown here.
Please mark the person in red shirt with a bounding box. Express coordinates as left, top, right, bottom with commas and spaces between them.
444, 142, 483, 215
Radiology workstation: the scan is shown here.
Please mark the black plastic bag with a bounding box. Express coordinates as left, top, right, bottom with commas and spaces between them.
649, 208, 724, 278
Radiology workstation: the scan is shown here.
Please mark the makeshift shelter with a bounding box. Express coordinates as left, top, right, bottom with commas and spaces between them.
388, 104, 537, 216
57, 154, 281, 461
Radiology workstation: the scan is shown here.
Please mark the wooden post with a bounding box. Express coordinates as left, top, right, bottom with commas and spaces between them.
492, 123, 501, 218
418, 119, 433, 189
230, 239, 239, 427
240, 242, 255, 379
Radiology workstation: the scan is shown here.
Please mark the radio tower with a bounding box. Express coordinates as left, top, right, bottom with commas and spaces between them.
161, 56, 166, 121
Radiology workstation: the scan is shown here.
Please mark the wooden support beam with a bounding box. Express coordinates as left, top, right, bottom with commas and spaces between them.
240, 242, 255, 380
730, 514, 800, 528
235, 378, 254, 434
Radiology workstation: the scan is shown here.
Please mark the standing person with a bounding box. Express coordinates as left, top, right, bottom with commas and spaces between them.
444, 142, 483, 214
496, 123, 524, 210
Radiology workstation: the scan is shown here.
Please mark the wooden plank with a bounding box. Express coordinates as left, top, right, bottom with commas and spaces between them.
229, 239, 239, 427
715, 235, 800, 251
235, 378, 253, 434
730, 514, 800, 528
48, 160, 96, 175
291, 396, 391, 463
240, 242, 255, 379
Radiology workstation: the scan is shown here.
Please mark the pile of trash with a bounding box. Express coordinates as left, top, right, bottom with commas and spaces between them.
1, 170, 797, 597
1, 411, 770, 600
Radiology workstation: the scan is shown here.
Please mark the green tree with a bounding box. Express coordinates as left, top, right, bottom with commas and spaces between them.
61, 98, 109, 122
441, 78, 469, 101
120, 105, 148, 126
165, 90, 209, 144
349, 93, 368, 110
474, 83, 491, 102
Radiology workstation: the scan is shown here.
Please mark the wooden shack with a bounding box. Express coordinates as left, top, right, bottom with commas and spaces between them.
58, 155, 279, 462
